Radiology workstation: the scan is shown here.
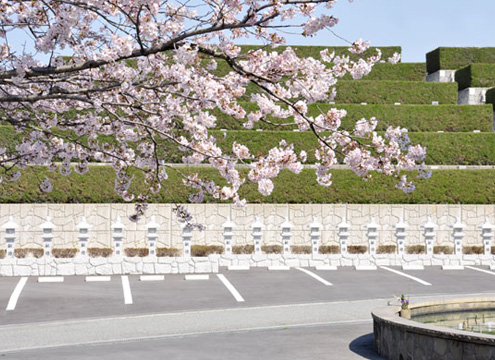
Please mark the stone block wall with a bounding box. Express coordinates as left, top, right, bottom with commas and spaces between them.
0, 204, 494, 251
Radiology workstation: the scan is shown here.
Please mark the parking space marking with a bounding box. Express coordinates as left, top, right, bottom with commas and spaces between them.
466, 266, 495, 276
121, 276, 133, 305
86, 276, 111, 282
380, 266, 432, 286
38, 276, 64, 283
217, 274, 245, 302
6, 277, 28, 311
185, 274, 210, 280
139, 275, 165, 281
296, 268, 332, 286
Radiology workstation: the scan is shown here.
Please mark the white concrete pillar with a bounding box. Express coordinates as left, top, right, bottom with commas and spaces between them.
395, 218, 408, 255
40, 216, 55, 257
251, 217, 264, 255
337, 218, 350, 255
280, 218, 293, 255
479, 218, 495, 255
222, 218, 235, 255
422, 217, 438, 256
451, 217, 466, 256
366, 218, 380, 256
112, 216, 125, 256
76, 217, 91, 256
308, 217, 322, 256
182, 224, 192, 258
146, 216, 159, 257
2, 216, 18, 258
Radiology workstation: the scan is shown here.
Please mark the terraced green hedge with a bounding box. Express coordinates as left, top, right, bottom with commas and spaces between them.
213, 103, 492, 132
485, 87, 495, 110
455, 64, 495, 90
427, 47, 495, 73
333, 81, 458, 104
2, 167, 495, 204
342, 63, 426, 81
212, 131, 495, 165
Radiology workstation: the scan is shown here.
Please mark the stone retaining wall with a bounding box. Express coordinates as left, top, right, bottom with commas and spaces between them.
1, 204, 494, 251
1, 253, 494, 276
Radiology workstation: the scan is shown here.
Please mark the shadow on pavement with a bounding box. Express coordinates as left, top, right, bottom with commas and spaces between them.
349, 333, 386, 360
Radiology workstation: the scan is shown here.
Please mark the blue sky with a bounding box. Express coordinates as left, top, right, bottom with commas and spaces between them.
287, 0, 495, 62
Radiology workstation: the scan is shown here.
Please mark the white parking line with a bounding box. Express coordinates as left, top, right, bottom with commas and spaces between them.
85, 276, 111, 282
38, 276, 64, 283
380, 266, 432, 286
296, 268, 332, 286
121, 276, 133, 305
139, 275, 165, 281
466, 266, 495, 276
6, 277, 28, 311
217, 274, 245, 302
185, 274, 210, 280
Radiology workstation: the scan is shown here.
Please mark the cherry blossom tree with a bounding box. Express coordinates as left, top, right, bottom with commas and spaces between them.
0, 0, 430, 224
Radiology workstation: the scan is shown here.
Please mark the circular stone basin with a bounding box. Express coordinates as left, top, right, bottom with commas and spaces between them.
372, 298, 495, 360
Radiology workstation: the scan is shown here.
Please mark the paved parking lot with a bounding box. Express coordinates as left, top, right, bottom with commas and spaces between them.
2, 266, 495, 359
2, 266, 495, 325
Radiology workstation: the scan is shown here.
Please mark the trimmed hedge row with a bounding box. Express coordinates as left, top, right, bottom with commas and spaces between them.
241, 80, 458, 104
213, 103, 493, 132
2, 167, 495, 204
455, 64, 495, 90
485, 87, 495, 110
333, 81, 458, 104
427, 47, 495, 74
211, 131, 495, 165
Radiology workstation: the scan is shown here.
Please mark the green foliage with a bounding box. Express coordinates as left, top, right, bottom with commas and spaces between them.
334, 81, 458, 104
484, 87, 495, 110
4, 167, 495, 204
213, 103, 493, 132
455, 64, 495, 90
211, 130, 495, 165
427, 47, 495, 73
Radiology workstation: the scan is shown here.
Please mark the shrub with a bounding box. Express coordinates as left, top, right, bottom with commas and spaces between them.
232, 245, 254, 254
212, 103, 493, 132
376, 245, 397, 254
261, 245, 283, 254
433, 246, 454, 255
213, 131, 495, 166
455, 64, 495, 90
125, 248, 149, 257
492, 246, 495, 255
0, 249, 5, 259
348, 245, 367, 254
319, 245, 341, 254
87, 248, 113, 258
406, 245, 425, 254
427, 47, 495, 73
463, 246, 484, 255
485, 87, 495, 110
52, 248, 78, 258
291, 245, 312, 254
190, 245, 224, 257
334, 80, 458, 105
14, 248, 44, 258
156, 247, 181, 257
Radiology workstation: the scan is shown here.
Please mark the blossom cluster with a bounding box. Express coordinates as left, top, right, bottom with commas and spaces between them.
0, 1, 428, 223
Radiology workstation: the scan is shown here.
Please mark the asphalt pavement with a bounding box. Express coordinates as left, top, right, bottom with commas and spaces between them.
2, 266, 495, 359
